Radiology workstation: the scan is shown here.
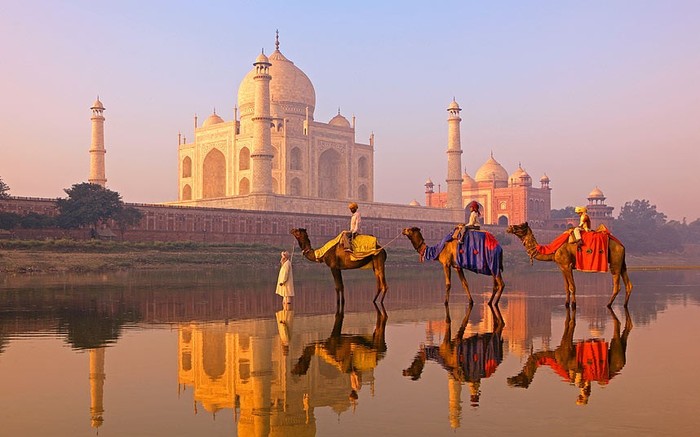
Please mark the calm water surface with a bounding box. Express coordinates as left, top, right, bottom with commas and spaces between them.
1, 265, 699, 436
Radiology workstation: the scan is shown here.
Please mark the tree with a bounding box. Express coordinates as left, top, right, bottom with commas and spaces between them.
0, 212, 21, 230
550, 206, 577, 219
56, 183, 123, 230
0, 176, 10, 199
113, 206, 144, 240
617, 199, 667, 227
615, 199, 680, 253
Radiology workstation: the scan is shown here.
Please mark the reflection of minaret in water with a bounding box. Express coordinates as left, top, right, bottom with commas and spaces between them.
89, 347, 106, 430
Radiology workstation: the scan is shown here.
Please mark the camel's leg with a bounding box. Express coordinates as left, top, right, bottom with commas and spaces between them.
331, 268, 345, 309
489, 274, 505, 306
455, 267, 473, 305
443, 263, 452, 305
622, 270, 633, 307
373, 258, 388, 303
560, 265, 576, 308
608, 272, 622, 308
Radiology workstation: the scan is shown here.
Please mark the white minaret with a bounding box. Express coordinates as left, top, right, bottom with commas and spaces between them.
89, 97, 107, 187
446, 99, 463, 209
250, 51, 274, 194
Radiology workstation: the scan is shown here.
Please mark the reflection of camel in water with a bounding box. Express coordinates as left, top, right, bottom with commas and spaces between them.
402, 227, 505, 305
507, 307, 632, 405
507, 222, 632, 308
291, 228, 388, 306
292, 303, 388, 405
403, 304, 505, 408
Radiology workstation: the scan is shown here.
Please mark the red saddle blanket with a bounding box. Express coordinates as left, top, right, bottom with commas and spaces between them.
536, 230, 613, 272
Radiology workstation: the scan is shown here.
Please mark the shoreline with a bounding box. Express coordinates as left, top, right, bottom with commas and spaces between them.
2, 241, 699, 275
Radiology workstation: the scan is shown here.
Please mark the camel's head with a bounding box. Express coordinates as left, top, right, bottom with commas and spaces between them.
506, 222, 530, 238
402, 227, 421, 237
290, 228, 309, 245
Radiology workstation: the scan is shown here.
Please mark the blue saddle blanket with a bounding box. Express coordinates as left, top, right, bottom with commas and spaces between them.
424, 229, 503, 276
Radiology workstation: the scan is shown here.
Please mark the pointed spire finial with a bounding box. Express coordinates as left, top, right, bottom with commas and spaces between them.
275, 29, 280, 51
337, 107, 341, 115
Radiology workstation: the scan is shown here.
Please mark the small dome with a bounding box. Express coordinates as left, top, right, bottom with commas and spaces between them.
329, 112, 351, 128
447, 99, 460, 111
91, 98, 104, 110
588, 186, 605, 199
409, 199, 421, 206
475, 154, 509, 183
425, 178, 434, 186
509, 165, 531, 186
255, 52, 270, 64
540, 173, 550, 183
202, 112, 225, 127
462, 172, 477, 188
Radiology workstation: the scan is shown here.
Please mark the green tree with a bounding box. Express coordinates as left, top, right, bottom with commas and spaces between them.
56, 183, 123, 230
618, 199, 667, 226
550, 206, 577, 219
113, 206, 144, 240
615, 199, 681, 253
0, 176, 10, 199
0, 212, 21, 230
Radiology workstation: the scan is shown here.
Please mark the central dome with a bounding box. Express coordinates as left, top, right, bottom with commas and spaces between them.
237, 48, 316, 118
475, 154, 509, 183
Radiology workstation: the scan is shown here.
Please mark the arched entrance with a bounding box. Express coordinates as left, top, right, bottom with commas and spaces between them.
203, 149, 226, 198
318, 149, 342, 199
498, 215, 509, 226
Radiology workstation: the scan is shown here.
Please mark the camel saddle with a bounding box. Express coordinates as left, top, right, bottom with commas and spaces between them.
314, 233, 381, 266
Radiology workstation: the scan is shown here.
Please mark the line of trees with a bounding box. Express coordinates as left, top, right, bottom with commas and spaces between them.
3, 176, 700, 252
555, 199, 700, 254
0, 178, 143, 239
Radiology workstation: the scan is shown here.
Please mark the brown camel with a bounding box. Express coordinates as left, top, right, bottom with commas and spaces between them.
506, 222, 632, 308
290, 228, 388, 306
402, 227, 505, 305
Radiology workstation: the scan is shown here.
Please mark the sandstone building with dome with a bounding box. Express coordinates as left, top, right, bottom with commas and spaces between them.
423, 153, 553, 227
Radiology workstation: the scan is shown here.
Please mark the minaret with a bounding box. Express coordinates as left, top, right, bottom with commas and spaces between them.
250, 51, 274, 194
446, 99, 463, 209
89, 97, 107, 187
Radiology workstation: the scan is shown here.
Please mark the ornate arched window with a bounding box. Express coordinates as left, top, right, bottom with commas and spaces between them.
182, 156, 192, 178
182, 184, 192, 200
239, 148, 250, 171
239, 177, 250, 195
358, 156, 368, 178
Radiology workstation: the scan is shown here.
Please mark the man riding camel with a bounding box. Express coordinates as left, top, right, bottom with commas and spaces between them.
573, 206, 591, 248
341, 202, 361, 252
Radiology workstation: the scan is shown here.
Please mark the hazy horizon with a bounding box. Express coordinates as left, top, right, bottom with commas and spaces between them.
2, 1, 698, 221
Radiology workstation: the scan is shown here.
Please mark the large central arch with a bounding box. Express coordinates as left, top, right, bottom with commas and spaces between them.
203, 148, 226, 199
318, 149, 342, 199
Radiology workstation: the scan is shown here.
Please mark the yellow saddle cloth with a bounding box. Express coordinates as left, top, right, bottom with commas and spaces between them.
314, 233, 381, 267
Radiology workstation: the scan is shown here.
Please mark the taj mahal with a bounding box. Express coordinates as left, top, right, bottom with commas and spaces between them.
83, 32, 616, 230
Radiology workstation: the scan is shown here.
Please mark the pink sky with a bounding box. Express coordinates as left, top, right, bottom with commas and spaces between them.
1, 1, 699, 221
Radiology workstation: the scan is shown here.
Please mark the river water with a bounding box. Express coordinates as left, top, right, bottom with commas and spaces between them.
0, 264, 699, 436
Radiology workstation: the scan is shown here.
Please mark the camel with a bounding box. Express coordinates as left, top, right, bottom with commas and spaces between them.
507, 306, 632, 405
506, 222, 632, 308
290, 228, 388, 306
402, 227, 505, 305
